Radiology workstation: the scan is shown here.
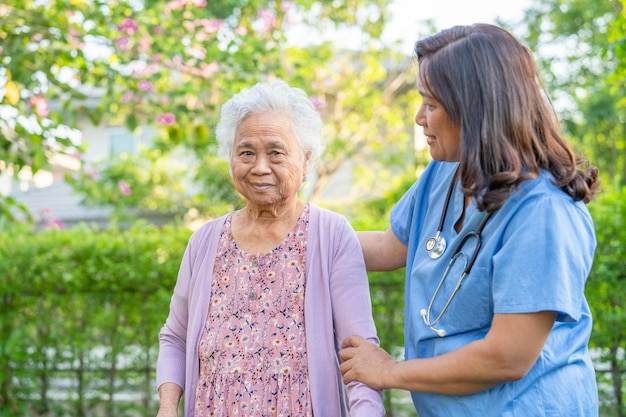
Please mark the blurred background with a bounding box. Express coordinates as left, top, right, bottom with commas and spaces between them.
0, 0, 624, 416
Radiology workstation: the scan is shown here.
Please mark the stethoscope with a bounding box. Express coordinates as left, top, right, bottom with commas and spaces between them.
421, 171, 495, 337
424, 169, 458, 259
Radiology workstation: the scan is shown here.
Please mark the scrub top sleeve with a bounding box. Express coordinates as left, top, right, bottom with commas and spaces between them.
491, 193, 596, 322
390, 181, 420, 246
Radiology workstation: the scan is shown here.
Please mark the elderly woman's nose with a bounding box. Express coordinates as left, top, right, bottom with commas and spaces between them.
252, 155, 271, 172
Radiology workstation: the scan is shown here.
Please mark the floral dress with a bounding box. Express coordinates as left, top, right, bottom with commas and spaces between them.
195, 204, 313, 417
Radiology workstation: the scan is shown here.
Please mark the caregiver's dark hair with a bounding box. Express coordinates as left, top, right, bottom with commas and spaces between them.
414, 23, 599, 212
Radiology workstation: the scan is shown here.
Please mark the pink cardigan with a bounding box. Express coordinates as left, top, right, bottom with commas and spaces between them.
157, 204, 384, 416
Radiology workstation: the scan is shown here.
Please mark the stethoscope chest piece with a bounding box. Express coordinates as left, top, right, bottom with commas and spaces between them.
426, 168, 458, 260
425, 232, 446, 259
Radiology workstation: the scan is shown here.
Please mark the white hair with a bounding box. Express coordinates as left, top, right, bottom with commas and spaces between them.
215, 79, 324, 174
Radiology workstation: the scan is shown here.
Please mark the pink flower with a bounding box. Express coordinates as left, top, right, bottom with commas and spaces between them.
41, 208, 63, 230
235, 26, 247, 36
137, 35, 152, 52
141, 63, 160, 77
138, 80, 153, 91
116, 36, 130, 51
85, 167, 99, 179
171, 55, 183, 67
166, 0, 185, 10
117, 179, 132, 195
67, 27, 84, 49
199, 61, 219, 79
309, 96, 326, 109
207, 19, 223, 33
157, 94, 171, 106
156, 112, 176, 125
121, 91, 134, 103
118, 18, 138, 35
28, 95, 49, 118
258, 9, 276, 31
43, 217, 64, 230
282, 1, 295, 12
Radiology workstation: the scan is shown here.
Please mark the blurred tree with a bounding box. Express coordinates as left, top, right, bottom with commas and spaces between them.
518, 1, 626, 414
588, 188, 626, 417
519, 0, 625, 184
0, 2, 89, 221
0, 0, 419, 222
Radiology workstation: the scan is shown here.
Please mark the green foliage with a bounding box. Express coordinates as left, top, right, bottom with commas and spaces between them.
519, 0, 626, 183
1, 0, 419, 222
0, 222, 192, 416
608, 1, 626, 93
0, 218, 415, 416
587, 186, 626, 417
345, 167, 422, 417
65, 149, 196, 220
0, 1, 89, 219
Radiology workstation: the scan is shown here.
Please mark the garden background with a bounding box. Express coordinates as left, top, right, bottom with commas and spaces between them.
1, 0, 625, 416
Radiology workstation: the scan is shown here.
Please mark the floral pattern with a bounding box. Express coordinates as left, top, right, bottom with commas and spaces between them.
195, 204, 312, 417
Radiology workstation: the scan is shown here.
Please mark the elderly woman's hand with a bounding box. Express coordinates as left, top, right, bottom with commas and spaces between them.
339, 335, 398, 390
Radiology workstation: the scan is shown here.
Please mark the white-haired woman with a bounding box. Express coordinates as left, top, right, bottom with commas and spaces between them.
156, 79, 384, 417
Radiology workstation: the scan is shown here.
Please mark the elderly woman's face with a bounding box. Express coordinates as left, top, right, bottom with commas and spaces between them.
231, 112, 309, 208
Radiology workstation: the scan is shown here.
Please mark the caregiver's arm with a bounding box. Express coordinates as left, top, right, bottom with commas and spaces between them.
340, 311, 556, 395
357, 228, 407, 272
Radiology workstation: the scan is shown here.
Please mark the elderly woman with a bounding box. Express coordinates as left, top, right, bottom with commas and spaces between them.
156, 79, 384, 417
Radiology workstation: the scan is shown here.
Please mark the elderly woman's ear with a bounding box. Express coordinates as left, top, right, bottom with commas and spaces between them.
303, 151, 312, 177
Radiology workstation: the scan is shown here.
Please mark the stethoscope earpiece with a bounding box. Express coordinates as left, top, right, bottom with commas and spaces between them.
420, 308, 446, 337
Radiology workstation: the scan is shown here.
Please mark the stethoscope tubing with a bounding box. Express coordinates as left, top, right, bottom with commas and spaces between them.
456, 212, 493, 275
421, 177, 495, 336
423, 214, 491, 329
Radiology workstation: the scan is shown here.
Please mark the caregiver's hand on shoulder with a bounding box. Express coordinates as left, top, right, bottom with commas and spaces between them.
339, 335, 398, 390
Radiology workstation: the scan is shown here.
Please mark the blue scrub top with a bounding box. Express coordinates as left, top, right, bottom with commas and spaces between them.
390, 161, 598, 416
